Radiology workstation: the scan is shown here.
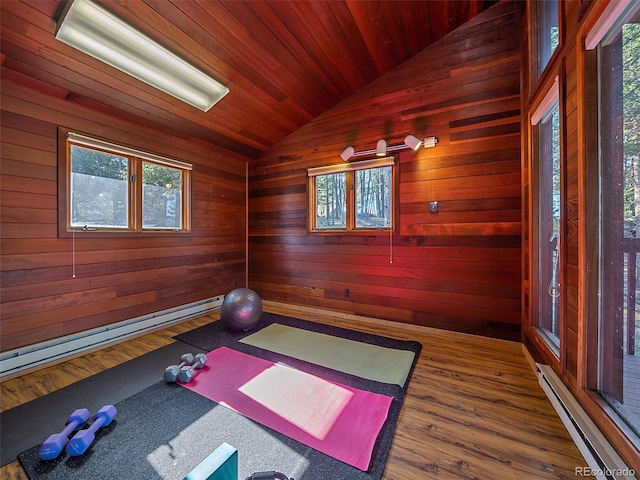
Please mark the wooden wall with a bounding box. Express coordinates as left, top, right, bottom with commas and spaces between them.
0, 80, 247, 353
248, 2, 523, 341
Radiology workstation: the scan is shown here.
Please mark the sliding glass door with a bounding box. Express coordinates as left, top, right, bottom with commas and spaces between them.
597, 7, 640, 439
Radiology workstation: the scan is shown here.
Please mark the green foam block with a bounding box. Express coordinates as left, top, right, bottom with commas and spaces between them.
184, 442, 238, 480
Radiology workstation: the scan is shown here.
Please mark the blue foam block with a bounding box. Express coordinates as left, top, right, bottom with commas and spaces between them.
184, 442, 238, 480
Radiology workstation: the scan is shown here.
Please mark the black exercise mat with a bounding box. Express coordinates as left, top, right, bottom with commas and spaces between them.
1, 340, 206, 467
18, 380, 392, 480
17, 313, 421, 479
175, 312, 423, 365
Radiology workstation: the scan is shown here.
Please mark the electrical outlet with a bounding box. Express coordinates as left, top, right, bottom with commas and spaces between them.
344, 288, 350, 297
429, 201, 439, 213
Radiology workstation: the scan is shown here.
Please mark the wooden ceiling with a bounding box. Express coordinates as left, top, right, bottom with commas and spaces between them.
1, 0, 496, 160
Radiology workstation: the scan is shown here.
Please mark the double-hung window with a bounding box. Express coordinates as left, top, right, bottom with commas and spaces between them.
308, 157, 396, 232
60, 131, 191, 233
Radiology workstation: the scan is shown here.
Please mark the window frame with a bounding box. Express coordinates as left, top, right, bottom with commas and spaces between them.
307, 156, 398, 233
58, 128, 192, 236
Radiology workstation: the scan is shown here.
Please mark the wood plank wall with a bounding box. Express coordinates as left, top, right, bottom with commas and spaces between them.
248, 2, 524, 341
0, 81, 247, 353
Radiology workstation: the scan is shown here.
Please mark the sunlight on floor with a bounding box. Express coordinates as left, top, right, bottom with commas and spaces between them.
146, 405, 310, 480
238, 362, 353, 440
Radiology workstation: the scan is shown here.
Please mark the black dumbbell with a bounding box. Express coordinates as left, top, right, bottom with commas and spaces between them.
246, 472, 292, 480
66, 405, 117, 456
178, 353, 208, 383
164, 353, 195, 383
38, 408, 91, 460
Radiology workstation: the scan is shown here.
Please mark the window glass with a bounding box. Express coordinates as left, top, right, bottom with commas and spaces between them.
537, 100, 561, 353
142, 162, 183, 229
537, 0, 559, 77
70, 145, 129, 228
315, 172, 346, 230
315, 172, 347, 230
355, 166, 392, 228
597, 9, 640, 438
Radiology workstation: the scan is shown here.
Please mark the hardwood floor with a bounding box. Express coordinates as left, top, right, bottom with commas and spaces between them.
0, 302, 592, 479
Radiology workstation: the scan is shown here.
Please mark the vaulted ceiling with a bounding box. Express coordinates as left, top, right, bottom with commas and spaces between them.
1, 0, 497, 160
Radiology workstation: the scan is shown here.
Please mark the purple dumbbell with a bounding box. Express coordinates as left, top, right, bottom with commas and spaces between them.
65, 405, 117, 456
38, 408, 91, 460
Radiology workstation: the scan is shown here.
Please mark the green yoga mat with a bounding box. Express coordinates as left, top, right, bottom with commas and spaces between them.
240, 323, 416, 387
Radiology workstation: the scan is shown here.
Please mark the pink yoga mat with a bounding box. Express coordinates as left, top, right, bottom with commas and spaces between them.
180, 347, 393, 471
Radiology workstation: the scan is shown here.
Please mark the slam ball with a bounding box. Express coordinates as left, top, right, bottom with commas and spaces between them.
221, 288, 263, 332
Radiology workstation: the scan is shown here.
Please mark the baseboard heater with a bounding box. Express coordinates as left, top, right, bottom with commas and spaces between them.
0, 295, 224, 379
536, 363, 636, 480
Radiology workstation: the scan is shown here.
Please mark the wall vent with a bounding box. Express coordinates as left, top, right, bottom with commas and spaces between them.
537, 363, 636, 480
0, 296, 223, 379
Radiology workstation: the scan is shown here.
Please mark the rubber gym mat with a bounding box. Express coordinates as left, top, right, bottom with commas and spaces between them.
16, 314, 421, 479
1, 340, 206, 467
18, 380, 387, 480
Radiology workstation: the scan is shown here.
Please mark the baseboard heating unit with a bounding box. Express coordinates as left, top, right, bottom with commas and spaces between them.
0, 295, 224, 379
537, 363, 636, 480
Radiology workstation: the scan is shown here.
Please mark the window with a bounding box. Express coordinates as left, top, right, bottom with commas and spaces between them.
531, 77, 562, 355
536, 0, 560, 78
308, 157, 395, 232
314, 171, 347, 229
60, 131, 191, 233
588, 2, 640, 440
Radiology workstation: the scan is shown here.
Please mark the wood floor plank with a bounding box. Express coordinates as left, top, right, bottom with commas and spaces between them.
0, 303, 592, 479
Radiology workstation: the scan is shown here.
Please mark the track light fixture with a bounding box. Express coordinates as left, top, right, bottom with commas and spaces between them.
404, 135, 422, 150
340, 135, 438, 161
423, 136, 438, 148
340, 146, 355, 161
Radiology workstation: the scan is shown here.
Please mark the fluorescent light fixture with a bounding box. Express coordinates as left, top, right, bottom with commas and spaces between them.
376, 139, 387, 157
404, 135, 422, 150
340, 146, 355, 161
55, 0, 229, 112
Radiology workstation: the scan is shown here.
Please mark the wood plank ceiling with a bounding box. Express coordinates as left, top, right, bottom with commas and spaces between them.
1, 0, 496, 160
